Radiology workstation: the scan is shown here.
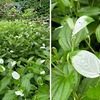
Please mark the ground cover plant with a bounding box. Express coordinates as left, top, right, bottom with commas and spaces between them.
52, 0, 100, 100
0, 0, 50, 100
0, 20, 50, 100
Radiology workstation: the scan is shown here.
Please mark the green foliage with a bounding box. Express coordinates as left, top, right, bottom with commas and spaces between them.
52, 0, 100, 99
0, 20, 49, 100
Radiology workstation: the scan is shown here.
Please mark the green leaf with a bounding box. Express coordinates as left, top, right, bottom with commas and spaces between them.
79, 0, 89, 4
59, 24, 72, 51
2, 90, 15, 100
77, 7, 100, 16
77, 78, 99, 98
33, 84, 49, 100
72, 27, 88, 48
70, 50, 100, 78
36, 77, 43, 86
51, 3, 58, 11
61, 0, 71, 7
21, 73, 33, 93
81, 96, 92, 100
38, 84, 49, 94
52, 71, 74, 100
72, 16, 94, 36
0, 76, 11, 91
96, 24, 100, 43
62, 16, 74, 29
86, 81, 100, 99
58, 0, 65, 14
52, 26, 62, 41
0, 65, 5, 72
87, 21, 99, 35
33, 92, 49, 100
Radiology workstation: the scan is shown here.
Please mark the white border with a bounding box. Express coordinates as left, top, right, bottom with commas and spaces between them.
50, 0, 51, 99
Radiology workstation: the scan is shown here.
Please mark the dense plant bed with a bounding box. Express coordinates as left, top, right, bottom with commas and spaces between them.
0, 20, 50, 100
52, 0, 100, 100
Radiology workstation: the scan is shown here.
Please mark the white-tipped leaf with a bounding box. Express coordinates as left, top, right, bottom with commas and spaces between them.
71, 50, 100, 78
72, 16, 94, 36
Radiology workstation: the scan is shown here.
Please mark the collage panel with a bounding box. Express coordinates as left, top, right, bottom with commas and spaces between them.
0, 0, 50, 100
52, 0, 100, 100
0, 0, 100, 100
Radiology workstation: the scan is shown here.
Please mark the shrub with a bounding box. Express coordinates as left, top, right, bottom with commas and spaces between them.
0, 20, 50, 100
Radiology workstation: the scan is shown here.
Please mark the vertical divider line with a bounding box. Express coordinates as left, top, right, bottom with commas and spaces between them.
50, 0, 52, 100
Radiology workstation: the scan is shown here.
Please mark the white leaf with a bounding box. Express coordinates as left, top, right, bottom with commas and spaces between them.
10, 50, 14, 53
15, 90, 24, 96
41, 60, 45, 63
40, 70, 45, 75
72, 16, 94, 36
0, 58, 4, 64
12, 71, 20, 80
71, 50, 100, 78
11, 61, 16, 67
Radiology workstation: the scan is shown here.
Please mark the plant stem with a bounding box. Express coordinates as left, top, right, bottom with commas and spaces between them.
52, 62, 67, 76
91, 0, 94, 6
73, 91, 79, 100
85, 39, 95, 53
